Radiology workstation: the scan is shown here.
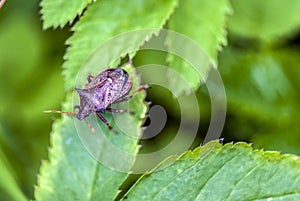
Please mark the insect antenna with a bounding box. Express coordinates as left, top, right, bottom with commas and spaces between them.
43, 110, 77, 116
44, 110, 96, 134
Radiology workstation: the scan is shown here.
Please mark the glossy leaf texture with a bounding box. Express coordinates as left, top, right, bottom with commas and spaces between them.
35, 64, 148, 201
41, 0, 93, 29
228, 0, 300, 44
124, 141, 300, 200
166, 0, 230, 95
63, 0, 178, 90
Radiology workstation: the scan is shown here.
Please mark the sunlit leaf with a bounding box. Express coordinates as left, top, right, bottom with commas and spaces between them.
41, 0, 93, 29
63, 0, 178, 90
35, 64, 148, 201
125, 141, 300, 200
166, 0, 230, 95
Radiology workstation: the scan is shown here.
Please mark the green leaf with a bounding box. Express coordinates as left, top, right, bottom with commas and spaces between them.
40, 0, 93, 29
228, 0, 300, 44
166, 0, 231, 95
124, 140, 300, 200
35, 64, 148, 201
63, 0, 178, 91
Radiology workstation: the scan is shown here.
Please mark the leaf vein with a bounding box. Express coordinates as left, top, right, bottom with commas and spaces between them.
195, 153, 238, 200
225, 163, 262, 200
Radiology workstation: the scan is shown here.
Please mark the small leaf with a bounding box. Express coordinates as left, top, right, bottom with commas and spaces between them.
63, 0, 178, 90
166, 0, 231, 95
35, 64, 148, 201
40, 0, 93, 29
124, 141, 300, 200
228, 0, 300, 43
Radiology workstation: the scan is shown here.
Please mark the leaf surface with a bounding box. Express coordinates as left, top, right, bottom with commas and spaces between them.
166, 0, 230, 95
63, 0, 178, 90
41, 0, 93, 29
125, 141, 300, 201
35, 64, 148, 201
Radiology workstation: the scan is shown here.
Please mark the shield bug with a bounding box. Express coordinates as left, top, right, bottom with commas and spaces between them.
0, 0, 6, 9
46, 67, 148, 132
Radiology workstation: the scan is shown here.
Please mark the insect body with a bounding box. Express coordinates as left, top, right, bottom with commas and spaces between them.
76, 68, 132, 120
46, 67, 148, 132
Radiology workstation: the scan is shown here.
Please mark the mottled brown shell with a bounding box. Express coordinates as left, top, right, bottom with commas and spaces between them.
76, 68, 132, 120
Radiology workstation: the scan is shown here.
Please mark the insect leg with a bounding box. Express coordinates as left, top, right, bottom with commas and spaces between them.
74, 105, 80, 111
105, 108, 135, 115
96, 111, 113, 130
0, 0, 6, 9
87, 74, 94, 82
105, 108, 128, 113
83, 119, 95, 134
114, 85, 149, 104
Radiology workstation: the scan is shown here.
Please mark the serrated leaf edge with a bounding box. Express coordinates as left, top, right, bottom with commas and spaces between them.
123, 140, 300, 199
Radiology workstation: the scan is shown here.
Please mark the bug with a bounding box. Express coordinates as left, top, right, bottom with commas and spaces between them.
46, 67, 148, 132
0, 0, 6, 9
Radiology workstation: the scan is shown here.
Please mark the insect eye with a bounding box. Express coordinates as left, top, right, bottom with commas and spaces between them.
122, 69, 128, 75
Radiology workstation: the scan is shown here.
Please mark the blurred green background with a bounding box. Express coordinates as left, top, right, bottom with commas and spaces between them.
0, 0, 68, 200
1, 0, 300, 200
